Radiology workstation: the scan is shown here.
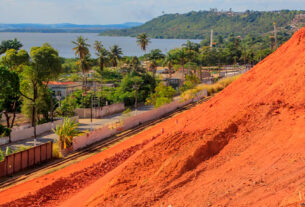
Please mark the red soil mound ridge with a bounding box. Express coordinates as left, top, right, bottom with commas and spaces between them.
85, 27, 305, 206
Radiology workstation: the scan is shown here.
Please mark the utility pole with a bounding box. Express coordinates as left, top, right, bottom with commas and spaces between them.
210, 29, 214, 48
273, 22, 278, 49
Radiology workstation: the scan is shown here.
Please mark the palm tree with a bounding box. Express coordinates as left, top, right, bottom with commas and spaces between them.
94, 41, 109, 72
78, 55, 91, 87
182, 40, 200, 52
164, 53, 175, 79
137, 33, 151, 53
96, 48, 109, 72
148, 60, 158, 78
53, 118, 80, 150
72, 36, 91, 87
109, 45, 123, 67
72, 36, 90, 60
94, 40, 103, 53
131, 56, 141, 72
176, 48, 187, 74
147, 49, 165, 61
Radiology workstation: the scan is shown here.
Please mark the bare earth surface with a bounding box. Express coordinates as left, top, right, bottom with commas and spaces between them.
2, 27, 305, 207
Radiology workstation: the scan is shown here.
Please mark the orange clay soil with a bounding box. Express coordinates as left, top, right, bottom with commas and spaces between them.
2, 27, 305, 207
0, 128, 163, 207
83, 27, 305, 207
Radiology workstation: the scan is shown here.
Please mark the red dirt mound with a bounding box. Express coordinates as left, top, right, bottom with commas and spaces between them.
85, 27, 305, 206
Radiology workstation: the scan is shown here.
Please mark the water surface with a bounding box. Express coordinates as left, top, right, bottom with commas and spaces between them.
0, 33, 200, 58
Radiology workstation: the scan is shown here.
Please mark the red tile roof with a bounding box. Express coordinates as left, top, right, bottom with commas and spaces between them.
48, 81, 76, 86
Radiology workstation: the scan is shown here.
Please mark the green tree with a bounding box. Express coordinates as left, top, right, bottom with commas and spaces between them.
94, 41, 109, 72
0, 49, 29, 72
146, 49, 165, 61
148, 60, 158, 78
0, 38, 23, 55
109, 45, 123, 67
131, 56, 142, 73
137, 33, 150, 53
72, 36, 91, 87
146, 82, 176, 108
175, 48, 188, 74
72, 36, 90, 60
180, 74, 200, 91
163, 53, 175, 79
53, 118, 80, 149
20, 44, 62, 142
55, 95, 77, 117
94, 40, 103, 53
131, 76, 143, 109
0, 66, 20, 142
112, 72, 155, 106
183, 40, 200, 53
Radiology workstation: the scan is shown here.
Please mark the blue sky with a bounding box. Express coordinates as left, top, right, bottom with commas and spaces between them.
1, 0, 305, 24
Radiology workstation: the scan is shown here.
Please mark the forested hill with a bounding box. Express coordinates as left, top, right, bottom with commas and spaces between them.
100, 10, 305, 39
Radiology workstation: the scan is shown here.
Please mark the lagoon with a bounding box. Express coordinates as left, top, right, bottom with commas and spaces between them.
0, 32, 200, 58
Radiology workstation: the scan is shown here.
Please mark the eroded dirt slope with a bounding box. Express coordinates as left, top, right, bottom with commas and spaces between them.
86, 27, 305, 207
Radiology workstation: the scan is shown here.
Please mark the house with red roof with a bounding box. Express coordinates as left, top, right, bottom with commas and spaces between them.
48, 81, 82, 100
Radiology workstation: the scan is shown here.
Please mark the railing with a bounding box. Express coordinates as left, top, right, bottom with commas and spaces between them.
0, 142, 53, 178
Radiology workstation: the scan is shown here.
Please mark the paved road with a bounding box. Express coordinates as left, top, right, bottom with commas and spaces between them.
0, 105, 153, 152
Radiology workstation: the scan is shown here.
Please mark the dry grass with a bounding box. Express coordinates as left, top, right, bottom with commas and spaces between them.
52, 141, 63, 158
181, 75, 241, 101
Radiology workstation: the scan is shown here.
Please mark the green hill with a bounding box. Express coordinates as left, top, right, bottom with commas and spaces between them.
101, 10, 305, 39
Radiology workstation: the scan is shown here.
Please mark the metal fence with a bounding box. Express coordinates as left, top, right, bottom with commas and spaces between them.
0, 142, 53, 178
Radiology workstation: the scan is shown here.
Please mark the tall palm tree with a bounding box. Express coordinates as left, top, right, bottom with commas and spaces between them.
137, 33, 150, 53
164, 53, 175, 79
78, 55, 91, 87
72, 36, 90, 60
72, 36, 90, 87
94, 40, 103, 53
182, 40, 200, 52
94, 40, 109, 72
109, 45, 123, 67
96, 48, 109, 72
176, 48, 187, 74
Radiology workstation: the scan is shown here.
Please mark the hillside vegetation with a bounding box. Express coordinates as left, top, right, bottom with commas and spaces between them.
101, 10, 305, 39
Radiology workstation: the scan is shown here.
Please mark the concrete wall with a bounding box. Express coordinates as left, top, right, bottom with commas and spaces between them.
8, 116, 79, 143
75, 103, 125, 119
73, 93, 205, 151
0, 137, 9, 145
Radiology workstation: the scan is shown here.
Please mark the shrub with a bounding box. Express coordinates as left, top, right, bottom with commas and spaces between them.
52, 141, 63, 158
181, 74, 241, 100
201, 75, 241, 96
55, 96, 77, 117
180, 74, 201, 92
53, 118, 80, 149
123, 108, 132, 114
146, 82, 176, 108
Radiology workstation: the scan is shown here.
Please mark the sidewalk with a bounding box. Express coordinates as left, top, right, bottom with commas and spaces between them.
0, 105, 153, 152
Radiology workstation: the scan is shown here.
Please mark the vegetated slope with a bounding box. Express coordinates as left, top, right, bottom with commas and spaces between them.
87, 26, 305, 207
101, 10, 305, 39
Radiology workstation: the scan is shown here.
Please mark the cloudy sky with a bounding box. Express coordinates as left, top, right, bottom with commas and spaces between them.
1, 0, 305, 24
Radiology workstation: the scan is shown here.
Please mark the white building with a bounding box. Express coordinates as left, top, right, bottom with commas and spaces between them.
48, 81, 82, 100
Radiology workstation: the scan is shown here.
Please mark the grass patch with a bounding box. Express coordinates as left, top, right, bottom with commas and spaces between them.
180, 74, 241, 101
